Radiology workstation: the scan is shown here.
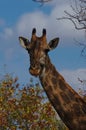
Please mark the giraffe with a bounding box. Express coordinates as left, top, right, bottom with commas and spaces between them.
19, 28, 86, 130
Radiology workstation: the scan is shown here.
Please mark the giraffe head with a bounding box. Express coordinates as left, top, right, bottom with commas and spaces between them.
19, 28, 59, 76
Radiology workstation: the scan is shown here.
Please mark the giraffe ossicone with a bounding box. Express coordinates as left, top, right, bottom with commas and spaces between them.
19, 28, 86, 130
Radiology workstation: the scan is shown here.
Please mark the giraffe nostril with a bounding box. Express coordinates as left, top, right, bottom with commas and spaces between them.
29, 65, 39, 70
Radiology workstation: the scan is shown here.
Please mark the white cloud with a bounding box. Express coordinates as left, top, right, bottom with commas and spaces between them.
15, 4, 84, 44
3, 28, 13, 39
60, 68, 86, 91
0, 2, 84, 45
0, 27, 13, 40
16, 11, 48, 37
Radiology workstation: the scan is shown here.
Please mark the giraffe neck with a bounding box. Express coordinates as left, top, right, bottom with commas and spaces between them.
39, 57, 86, 130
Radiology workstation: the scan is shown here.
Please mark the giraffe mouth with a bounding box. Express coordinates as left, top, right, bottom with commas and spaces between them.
29, 68, 41, 76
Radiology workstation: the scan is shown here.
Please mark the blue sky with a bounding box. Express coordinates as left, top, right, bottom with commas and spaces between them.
0, 0, 86, 91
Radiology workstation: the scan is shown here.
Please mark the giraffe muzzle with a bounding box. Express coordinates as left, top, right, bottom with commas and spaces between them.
29, 66, 41, 76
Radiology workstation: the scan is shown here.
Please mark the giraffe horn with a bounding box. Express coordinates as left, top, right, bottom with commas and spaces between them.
42, 28, 47, 43
42, 29, 50, 50
31, 28, 36, 41
42, 28, 46, 36
32, 28, 36, 35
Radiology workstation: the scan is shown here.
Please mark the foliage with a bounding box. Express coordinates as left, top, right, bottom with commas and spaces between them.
0, 74, 67, 130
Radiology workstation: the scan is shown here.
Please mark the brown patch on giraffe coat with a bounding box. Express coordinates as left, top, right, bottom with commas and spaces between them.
42, 84, 63, 109
53, 93, 62, 107
59, 79, 67, 91
59, 79, 80, 101
64, 111, 73, 121
60, 92, 71, 104
51, 77, 57, 85
72, 103, 84, 116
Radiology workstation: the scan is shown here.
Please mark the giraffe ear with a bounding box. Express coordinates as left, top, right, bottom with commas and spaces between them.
19, 37, 30, 49
48, 38, 59, 50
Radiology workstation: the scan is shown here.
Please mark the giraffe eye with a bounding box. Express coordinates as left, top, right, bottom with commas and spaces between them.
44, 49, 49, 53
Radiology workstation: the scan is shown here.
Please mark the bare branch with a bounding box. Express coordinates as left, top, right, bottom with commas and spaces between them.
78, 77, 86, 85
78, 77, 83, 83
57, 16, 86, 30
74, 39, 86, 57
57, 0, 86, 31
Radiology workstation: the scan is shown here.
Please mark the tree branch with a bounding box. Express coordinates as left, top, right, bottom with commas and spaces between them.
57, 16, 86, 30
74, 39, 86, 57
57, 0, 86, 30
